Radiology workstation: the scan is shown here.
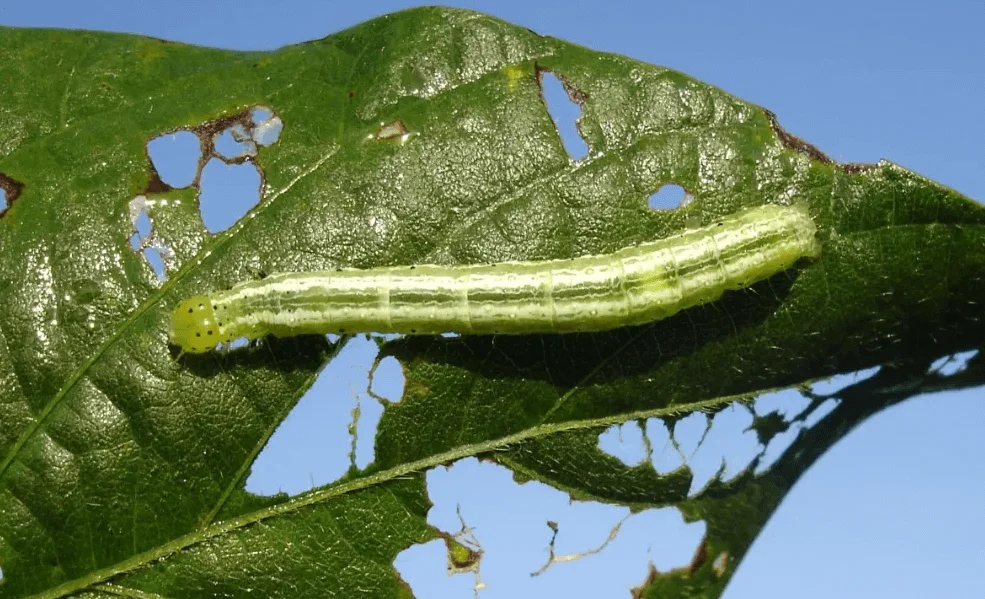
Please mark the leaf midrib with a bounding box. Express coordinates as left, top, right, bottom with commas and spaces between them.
28, 391, 749, 599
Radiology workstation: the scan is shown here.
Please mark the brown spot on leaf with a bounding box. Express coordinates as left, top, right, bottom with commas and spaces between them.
144, 109, 261, 196
0, 173, 25, 217
145, 166, 172, 194
712, 551, 729, 577
192, 109, 257, 170
535, 65, 590, 160
193, 112, 249, 141
629, 534, 713, 598
375, 119, 411, 140
631, 563, 660, 599
766, 110, 884, 175
687, 535, 709, 575
843, 162, 880, 174
536, 64, 587, 104
442, 535, 482, 571
764, 108, 833, 164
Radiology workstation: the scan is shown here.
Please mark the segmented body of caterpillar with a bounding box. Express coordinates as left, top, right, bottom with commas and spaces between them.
169, 203, 820, 354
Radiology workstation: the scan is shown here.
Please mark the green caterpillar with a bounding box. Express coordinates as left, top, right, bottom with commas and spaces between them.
169, 203, 820, 354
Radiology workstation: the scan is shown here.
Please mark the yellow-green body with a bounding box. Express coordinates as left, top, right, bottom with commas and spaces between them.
169, 203, 820, 354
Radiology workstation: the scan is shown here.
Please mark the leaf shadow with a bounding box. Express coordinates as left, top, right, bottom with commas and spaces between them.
174, 334, 334, 378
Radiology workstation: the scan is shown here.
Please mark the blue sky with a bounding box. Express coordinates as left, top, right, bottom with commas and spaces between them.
3, 1, 984, 597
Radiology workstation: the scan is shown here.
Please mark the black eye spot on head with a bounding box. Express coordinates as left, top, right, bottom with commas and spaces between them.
188, 308, 193, 313
409, 265, 416, 270
213, 304, 217, 310
338, 328, 345, 333
208, 330, 213, 335
198, 303, 204, 309
196, 332, 201, 337
410, 329, 417, 333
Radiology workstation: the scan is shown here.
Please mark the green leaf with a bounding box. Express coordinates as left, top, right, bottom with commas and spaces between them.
1, 7, 983, 598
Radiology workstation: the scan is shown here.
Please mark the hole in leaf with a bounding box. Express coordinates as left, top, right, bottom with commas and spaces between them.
684, 406, 759, 496
539, 71, 589, 160
353, 394, 382, 470
247, 337, 382, 496
198, 158, 261, 233
395, 459, 705, 596
754, 389, 812, 421
369, 356, 404, 403
597, 421, 647, 466
251, 108, 283, 147
929, 349, 979, 377
128, 196, 151, 240
127, 195, 171, 281
355, 343, 410, 469
647, 183, 689, 210
671, 412, 707, 457
0, 172, 23, 217
251, 106, 274, 124
134, 210, 151, 238
810, 366, 880, 396
756, 426, 800, 474
394, 540, 477, 597
803, 398, 839, 428
147, 130, 201, 188
214, 124, 257, 161
645, 418, 684, 475
142, 246, 167, 281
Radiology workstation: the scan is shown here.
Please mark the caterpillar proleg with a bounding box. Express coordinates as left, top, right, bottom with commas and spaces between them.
169, 203, 820, 353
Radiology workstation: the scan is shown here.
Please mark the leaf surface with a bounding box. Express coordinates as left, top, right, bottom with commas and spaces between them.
1, 7, 983, 598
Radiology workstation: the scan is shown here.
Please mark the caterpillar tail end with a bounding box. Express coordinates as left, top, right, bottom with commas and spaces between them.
169, 295, 221, 354
785, 200, 822, 259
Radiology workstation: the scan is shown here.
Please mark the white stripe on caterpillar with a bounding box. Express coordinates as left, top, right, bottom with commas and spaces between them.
169, 203, 820, 353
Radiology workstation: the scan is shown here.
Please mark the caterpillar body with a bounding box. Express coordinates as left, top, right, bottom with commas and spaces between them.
169, 203, 820, 354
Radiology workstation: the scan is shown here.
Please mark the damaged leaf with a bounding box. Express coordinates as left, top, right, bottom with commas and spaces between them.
0, 7, 983, 599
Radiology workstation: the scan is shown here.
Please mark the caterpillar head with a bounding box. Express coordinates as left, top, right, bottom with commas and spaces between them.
169, 295, 221, 354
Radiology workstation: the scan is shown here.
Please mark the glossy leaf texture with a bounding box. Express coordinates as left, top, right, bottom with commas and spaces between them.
1, 7, 984, 599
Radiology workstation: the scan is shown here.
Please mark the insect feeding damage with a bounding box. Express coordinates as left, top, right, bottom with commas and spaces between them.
128, 195, 173, 282
764, 108, 879, 174
537, 67, 590, 161
371, 119, 418, 144
168, 203, 820, 354
130, 105, 285, 281
0, 172, 24, 218
648, 183, 693, 211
